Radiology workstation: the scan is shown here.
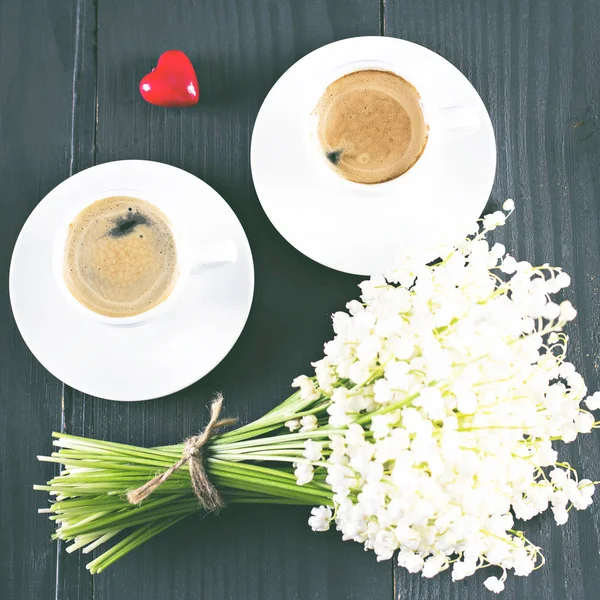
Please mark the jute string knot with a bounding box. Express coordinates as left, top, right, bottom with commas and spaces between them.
127, 394, 237, 511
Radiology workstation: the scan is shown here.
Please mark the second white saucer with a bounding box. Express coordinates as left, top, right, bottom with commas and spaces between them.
251, 36, 496, 276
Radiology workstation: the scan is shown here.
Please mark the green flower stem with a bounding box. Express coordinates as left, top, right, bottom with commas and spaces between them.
210, 470, 331, 499
215, 476, 331, 504
50, 452, 176, 469
39, 455, 171, 472
206, 423, 284, 445
208, 462, 328, 491
225, 449, 308, 458
36, 396, 345, 573
49, 497, 129, 510
356, 394, 418, 423
211, 428, 346, 450
60, 505, 197, 543
66, 532, 112, 553
212, 453, 304, 463
78, 528, 122, 554
207, 458, 301, 483
52, 433, 175, 462
59, 497, 197, 538
217, 397, 332, 441
87, 514, 190, 574
228, 497, 316, 505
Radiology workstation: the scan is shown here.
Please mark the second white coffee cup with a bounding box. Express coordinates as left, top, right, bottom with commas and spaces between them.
304, 58, 481, 191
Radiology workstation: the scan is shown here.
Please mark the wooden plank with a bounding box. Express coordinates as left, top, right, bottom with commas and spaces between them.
56, 0, 98, 597
0, 1, 79, 599
384, 1, 600, 599
61, 1, 392, 599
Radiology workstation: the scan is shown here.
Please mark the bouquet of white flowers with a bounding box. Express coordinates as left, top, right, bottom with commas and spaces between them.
37, 201, 599, 592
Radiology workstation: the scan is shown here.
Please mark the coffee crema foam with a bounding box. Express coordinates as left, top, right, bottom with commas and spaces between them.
63, 196, 178, 317
314, 70, 428, 184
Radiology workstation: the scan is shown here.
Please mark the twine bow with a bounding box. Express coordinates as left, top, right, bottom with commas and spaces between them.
127, 394, 236, 510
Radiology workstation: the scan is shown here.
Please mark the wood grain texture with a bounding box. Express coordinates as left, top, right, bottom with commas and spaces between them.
385, 1, 600, 599
4, 1, 600, 599
61, 1, 391, 599
0, 1, 80, 599
55, 2, 98, 597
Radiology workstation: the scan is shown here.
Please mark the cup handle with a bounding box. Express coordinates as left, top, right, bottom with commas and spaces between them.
431, 105, 480, 143
190, 239, 238, 276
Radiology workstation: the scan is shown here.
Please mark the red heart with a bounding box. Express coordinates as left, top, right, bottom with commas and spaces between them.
139, 50, 199, 107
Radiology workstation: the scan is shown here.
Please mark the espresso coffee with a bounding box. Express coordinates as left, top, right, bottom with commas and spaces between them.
63, 196, 178, 317
314, 69, 428, 184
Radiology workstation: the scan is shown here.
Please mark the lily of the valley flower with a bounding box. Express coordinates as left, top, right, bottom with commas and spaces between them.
292, 204, 599, 593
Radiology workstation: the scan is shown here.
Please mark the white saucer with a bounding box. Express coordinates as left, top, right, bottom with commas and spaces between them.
251, 37, 496, 275
9, 160, 254, 401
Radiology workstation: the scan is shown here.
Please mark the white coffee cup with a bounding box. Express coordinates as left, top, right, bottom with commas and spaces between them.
52, 187, 237, 327
305, 59, 480, 191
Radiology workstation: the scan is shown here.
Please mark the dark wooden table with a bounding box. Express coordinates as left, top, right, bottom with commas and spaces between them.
2, 1, 600, 598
